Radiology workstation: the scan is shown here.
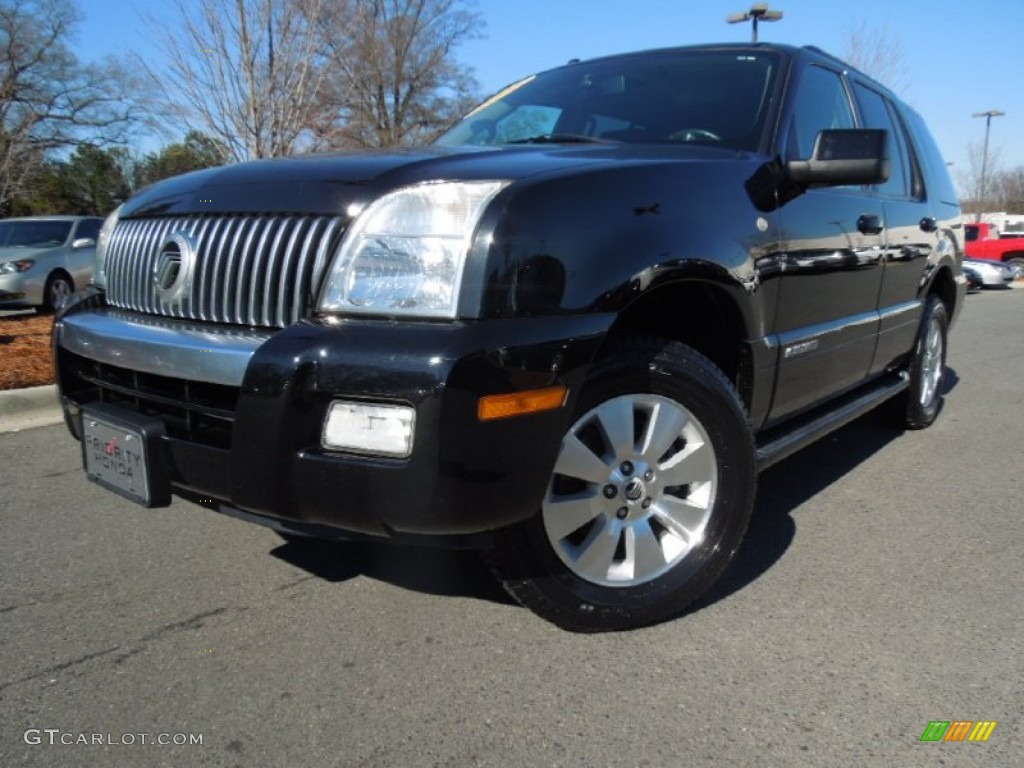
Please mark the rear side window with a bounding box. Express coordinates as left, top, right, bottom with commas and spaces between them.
902, 107, 960, 206
786, 65, 855, 160
852, 83, 913, 198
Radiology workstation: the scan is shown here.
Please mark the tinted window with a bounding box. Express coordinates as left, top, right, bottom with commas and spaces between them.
787, 65, 855, 160
438, 50, 782, 151
0, 220, 73, 247
902, 106, 960, 206
852, 83, 910, 197
75, 218, 103, 241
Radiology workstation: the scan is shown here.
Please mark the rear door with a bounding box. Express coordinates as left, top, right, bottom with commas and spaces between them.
850, 81, 932, 374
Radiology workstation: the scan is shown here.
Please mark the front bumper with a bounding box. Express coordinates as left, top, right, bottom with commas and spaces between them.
54, 294, 612, 542
0, 272, 43, 307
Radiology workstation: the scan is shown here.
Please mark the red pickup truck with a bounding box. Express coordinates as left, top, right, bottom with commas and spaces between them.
965, 222, 1024, 269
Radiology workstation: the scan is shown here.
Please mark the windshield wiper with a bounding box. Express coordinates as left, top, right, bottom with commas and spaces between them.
504, 134, 610, 145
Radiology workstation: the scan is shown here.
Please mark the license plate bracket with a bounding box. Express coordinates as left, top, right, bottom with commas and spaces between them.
80, 404, 171, 508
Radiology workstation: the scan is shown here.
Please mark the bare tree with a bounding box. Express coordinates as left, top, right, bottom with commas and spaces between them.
310, 0, 482, 149
991, 167, 1024, 215
841, 22, 911, 94
0, 0, 141, 212
957, 139, 1003, 218
140, 0, 329, 161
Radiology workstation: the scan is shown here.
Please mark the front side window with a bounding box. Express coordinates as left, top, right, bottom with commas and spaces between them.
437, 50, 782, 152
75, 219, 103, 241
785, 65, 855, 160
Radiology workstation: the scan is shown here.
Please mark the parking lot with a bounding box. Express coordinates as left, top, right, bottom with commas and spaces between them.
1, 288, 1021, 767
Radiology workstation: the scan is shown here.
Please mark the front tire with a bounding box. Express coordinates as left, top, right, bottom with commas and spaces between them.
487, 335, 756, 632
42, 272, 74, 313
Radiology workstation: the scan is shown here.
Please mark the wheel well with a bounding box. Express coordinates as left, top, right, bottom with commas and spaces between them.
46, 268, 73, 286
929, 266, 957, 318
1001, 251, 1024, 262
606, 281, 748, 399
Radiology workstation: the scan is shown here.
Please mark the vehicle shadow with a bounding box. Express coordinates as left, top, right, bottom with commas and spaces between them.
690, 417, 901, 612
271, 369, 960, 615
692, 365, 960, 613
270, 536, 516, 605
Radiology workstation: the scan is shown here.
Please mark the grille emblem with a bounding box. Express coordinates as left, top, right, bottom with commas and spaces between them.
153, 232, 196, 302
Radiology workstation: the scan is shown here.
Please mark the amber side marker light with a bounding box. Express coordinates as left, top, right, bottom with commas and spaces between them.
478, 385, 568, 421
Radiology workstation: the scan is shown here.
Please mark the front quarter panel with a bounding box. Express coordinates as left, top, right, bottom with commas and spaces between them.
67, 244, 95, 290
461, 158, 781, 342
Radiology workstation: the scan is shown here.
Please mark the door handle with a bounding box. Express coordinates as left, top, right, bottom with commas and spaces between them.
857, 214, 884, 235
919, 216, 938, 233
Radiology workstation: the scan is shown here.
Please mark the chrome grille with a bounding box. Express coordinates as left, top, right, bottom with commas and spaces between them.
105, 215, 347, 328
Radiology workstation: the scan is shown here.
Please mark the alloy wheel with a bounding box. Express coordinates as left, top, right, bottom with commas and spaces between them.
542, 393, 718, 587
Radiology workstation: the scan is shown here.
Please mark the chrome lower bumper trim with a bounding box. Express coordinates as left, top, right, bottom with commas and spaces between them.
58, 307, 273, 386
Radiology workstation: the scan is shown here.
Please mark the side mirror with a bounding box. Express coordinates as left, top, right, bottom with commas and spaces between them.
72, 237, 96, 250
786, 129, 890, 188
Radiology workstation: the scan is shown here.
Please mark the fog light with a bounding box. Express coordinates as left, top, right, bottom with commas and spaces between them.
322, 401, 415, 458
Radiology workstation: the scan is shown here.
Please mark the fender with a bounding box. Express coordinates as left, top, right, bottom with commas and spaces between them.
462, 156, 782, 346
919, 211, 967, 327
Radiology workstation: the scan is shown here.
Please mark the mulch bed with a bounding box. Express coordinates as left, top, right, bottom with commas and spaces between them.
0, 313, 56, 390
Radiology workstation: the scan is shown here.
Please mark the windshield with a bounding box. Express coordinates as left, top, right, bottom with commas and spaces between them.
0, 220, 73, 247
437, 49, 781, 152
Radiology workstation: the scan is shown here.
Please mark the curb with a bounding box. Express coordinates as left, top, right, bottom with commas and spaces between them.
0, 384, 64, 433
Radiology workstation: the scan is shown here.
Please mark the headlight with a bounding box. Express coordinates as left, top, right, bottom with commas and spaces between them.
0, 260, 34, 274
91, 204, 123, 289
318, 180, 509, 318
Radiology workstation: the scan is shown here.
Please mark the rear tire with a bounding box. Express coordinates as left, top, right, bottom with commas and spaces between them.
486, 334, 756, 632
900, 296, 948, 429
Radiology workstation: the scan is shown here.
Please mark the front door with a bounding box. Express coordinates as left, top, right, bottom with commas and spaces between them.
767, 63, 885, 423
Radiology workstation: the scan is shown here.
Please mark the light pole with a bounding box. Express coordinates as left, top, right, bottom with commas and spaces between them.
727, 3, 783, 42
972, 109, 1005, 220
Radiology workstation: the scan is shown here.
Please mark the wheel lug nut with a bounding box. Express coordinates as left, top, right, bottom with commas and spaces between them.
603, 484, 617, 499
642, 498, 652, 509
620, 461, 634, 476
644, 470, 654, 481
616, 507, 628, 520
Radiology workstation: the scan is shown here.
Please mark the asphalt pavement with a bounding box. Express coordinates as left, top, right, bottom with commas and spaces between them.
0, 289, 1021, 767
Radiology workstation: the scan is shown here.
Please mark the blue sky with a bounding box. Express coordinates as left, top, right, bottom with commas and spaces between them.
72, 0, 1023, 179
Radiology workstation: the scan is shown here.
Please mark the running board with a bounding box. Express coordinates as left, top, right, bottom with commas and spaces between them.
755, 376, 909, 472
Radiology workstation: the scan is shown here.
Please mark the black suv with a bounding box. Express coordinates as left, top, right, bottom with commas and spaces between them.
54, 44, 965, 631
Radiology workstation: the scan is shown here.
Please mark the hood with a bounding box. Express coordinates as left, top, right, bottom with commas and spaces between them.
0, 245, 59, 261
121, 143, 752, 218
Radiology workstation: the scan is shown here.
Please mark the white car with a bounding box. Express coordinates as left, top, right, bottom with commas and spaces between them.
963, 258, 1018, 288
0, 216, 104, 311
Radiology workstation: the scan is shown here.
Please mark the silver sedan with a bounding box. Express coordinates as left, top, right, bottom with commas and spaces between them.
0, 216, 104, 311
963, 257, 1019, 288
